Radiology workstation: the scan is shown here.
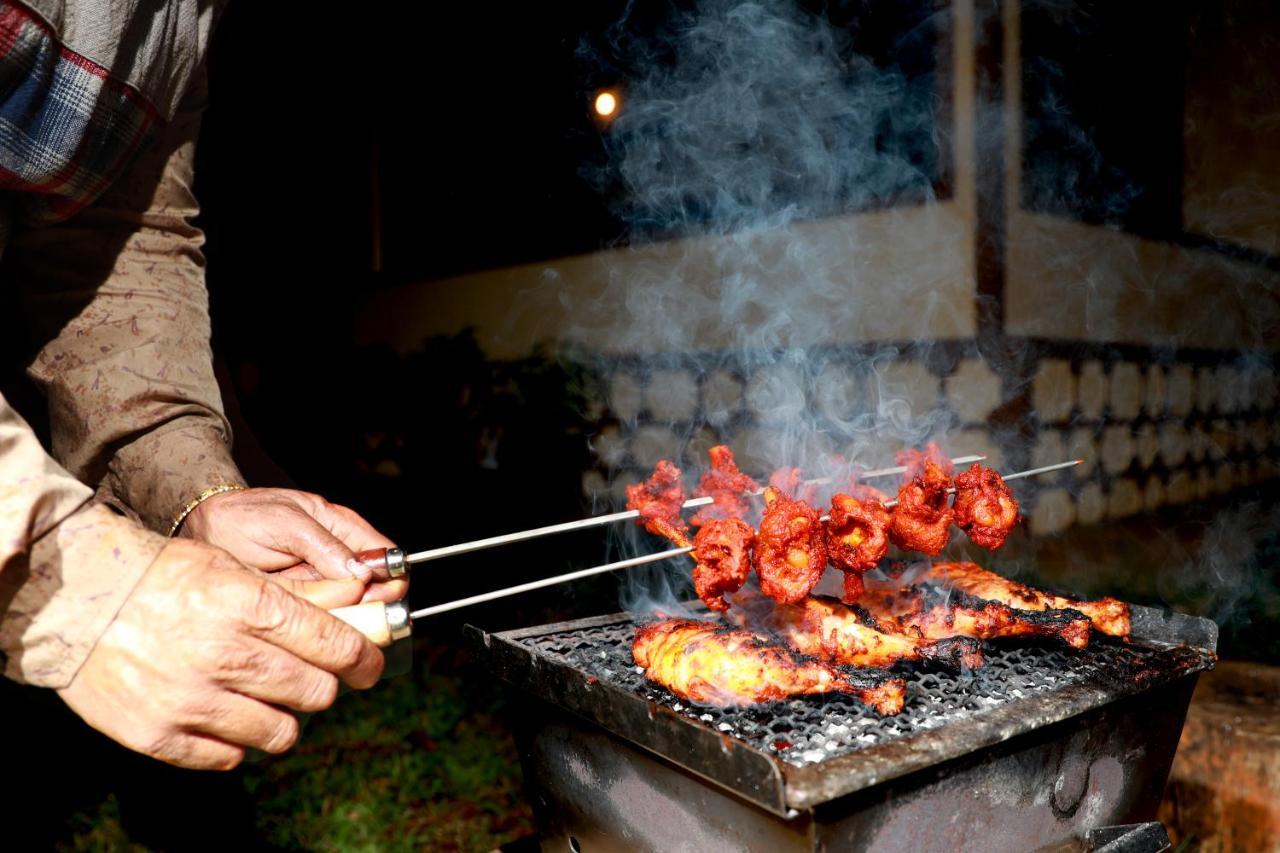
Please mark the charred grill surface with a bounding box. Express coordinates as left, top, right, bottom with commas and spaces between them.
476, 606, 1214, 781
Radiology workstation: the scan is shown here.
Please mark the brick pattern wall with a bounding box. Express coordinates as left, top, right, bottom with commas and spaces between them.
584, 340, 1280, 537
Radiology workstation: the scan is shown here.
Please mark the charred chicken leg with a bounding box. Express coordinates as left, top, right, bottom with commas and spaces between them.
861, 580, 1093, 650
913, 562, 1131, 639
728, 589, 984, 671
633, 619, 906, 713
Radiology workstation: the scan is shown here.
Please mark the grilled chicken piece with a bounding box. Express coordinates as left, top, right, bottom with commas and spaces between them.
888, 459, 954, 556
691, 518, 755, 612
896, 442, 954, 479
625, 460, 692, 548
633, 619, 906, 713
844, 473, 890, 503
824, 493, 890, 602
727, 589, 984, 671
755, 487, 828, 604
861, 580, 1093, 650
767, 467, 818, 503
914, 562, 1131, 639
952, 464, 1020, 550
691, 445, 760, 526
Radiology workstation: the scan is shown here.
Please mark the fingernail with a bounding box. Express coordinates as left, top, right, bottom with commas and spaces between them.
346, 559, 373, 582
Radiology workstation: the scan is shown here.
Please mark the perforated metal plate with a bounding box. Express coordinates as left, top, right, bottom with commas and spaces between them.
468, 604, 1215, 813
519, 617, 1208, 768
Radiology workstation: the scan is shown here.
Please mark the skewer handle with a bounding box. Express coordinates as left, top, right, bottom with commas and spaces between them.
330, 600, 412, 647
348, 547, 408, 579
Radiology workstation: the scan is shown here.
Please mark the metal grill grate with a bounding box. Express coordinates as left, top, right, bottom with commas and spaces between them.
519, 616, 1208, 768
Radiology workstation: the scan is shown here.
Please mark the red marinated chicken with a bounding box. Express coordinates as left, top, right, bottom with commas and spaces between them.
916, 562, 1131, 639
625, 460, 692, 548
896, 442, 954, 479
632, 619, 906, 713
888, 459, 954, 556
691, 518, 755, 612
691, 445, 760, 526
755, 487, 829, 604
844, 472, 890, 503
767, 467, 818, 503
824, 493, 890, 602
728, 589, 983, 671
952, 464, 1020, 550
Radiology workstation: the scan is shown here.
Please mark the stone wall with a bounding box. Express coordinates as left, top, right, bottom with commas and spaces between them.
584, 340, 1280, 541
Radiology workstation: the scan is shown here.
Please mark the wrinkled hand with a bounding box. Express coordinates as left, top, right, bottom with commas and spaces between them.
58, 539, 383, 770
181, 488, 408, 603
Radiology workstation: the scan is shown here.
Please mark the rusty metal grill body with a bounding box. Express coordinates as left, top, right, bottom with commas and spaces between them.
469, 603, 1215, 852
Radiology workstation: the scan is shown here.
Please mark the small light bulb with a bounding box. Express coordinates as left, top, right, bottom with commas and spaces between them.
594, 91, 618, 118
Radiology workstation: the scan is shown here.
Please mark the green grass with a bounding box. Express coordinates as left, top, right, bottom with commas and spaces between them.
60, 640, 534, 852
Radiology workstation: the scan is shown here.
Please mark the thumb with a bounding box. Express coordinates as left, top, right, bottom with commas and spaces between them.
267, 574, 367, 609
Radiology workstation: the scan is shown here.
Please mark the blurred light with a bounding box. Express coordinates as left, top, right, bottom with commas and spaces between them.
594, 90, 619, 118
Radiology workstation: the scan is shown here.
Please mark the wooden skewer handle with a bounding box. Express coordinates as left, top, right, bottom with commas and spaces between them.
330, 600, 412, 647
348, 547, 408, 579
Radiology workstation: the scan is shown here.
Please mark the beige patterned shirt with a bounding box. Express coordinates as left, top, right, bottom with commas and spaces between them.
0, 0, 240, 688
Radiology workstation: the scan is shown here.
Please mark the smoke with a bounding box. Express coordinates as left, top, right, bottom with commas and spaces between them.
588, 0, 936, 238
553, 0, 1279, 633
562, 0, 959, 613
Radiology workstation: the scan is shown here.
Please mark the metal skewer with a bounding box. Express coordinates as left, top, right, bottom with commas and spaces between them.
335, 459, 1081, 643
879, 458, 1082, 510
350, 453, 987, 574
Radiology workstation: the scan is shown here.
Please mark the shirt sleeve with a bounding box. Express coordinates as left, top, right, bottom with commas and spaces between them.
0, 393, 166, 688
8, 65, 247, 535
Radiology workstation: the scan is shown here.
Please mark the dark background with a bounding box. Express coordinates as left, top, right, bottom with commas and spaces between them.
195, 0, 950, 629
0, 0, 1275, 849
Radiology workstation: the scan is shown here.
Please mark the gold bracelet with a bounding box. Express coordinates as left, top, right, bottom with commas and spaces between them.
168, 483, 247, 536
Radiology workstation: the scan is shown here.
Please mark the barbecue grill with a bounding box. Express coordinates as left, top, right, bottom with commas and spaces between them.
468, 602, 1215, 852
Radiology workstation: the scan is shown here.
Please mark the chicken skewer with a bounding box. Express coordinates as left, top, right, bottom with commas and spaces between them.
344, 453, 987, 576
331, 460, 1083, 641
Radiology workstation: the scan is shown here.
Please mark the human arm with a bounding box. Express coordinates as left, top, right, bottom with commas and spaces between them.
9, 67, 405, 599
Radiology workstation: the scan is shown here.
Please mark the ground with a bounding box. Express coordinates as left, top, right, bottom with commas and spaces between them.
57, 637, 535, 853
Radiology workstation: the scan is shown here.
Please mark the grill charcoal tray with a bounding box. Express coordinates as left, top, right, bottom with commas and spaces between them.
467, 603, 1215, 814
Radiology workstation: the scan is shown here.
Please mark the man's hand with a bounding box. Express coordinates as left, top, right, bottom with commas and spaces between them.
181, 488, 408, 603
57, 539, 384, 770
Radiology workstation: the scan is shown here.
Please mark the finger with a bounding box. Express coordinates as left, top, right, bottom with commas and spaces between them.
154, 732, 246, 771
308, 500, 396, 552
359, 578, 410, 604
268, 574, 366, 609
211, 637, 341, 712
272, 510, 365, 581
276, 564, 324, 581
240, 580, 385, 689
195, 693, 301, 754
